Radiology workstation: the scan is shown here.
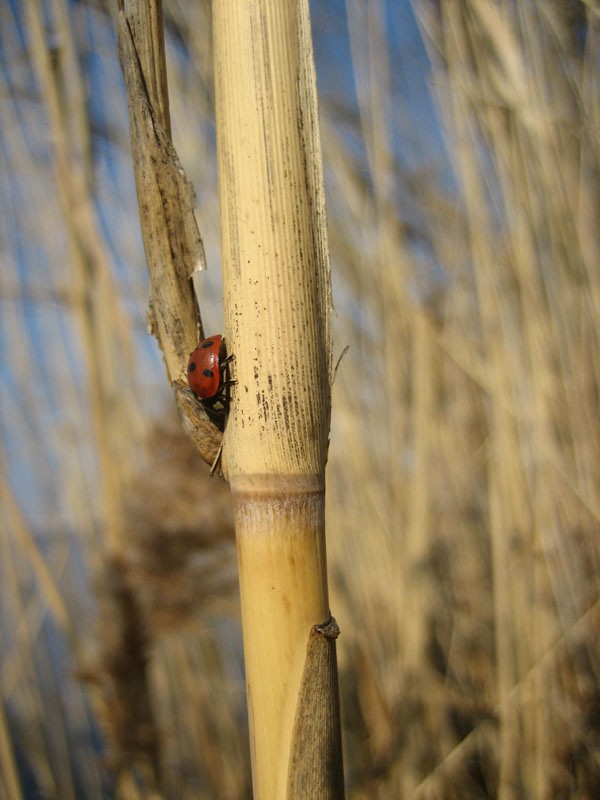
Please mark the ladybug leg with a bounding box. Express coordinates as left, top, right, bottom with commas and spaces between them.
215, 380, 236, 408
218, 352, 236, 406
219, 355, 236, 381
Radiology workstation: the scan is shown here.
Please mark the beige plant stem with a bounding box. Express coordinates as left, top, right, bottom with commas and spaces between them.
213, 2, 342, 797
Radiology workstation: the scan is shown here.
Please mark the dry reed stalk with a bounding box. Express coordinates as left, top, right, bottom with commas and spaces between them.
24, 0, 168, 795
25, 0, 136, 553
0, 694, 23, 800
213, 1, 343, 795
0, 46, 104, 547
336, 5, 446, 791
411, 1, 600, 796
319, 1, 600, 796
437, 10, 525, 793
150, 634, 250, 799
404, 310, 434, 672
3, 0, 599, 796
0, 492, 79, 798
2, 1, 172, 796
1, 475, 77, 651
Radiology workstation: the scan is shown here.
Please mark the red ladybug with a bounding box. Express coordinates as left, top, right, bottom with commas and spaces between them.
187, 334, 234, 410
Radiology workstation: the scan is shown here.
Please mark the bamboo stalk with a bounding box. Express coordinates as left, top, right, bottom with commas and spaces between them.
213, 2, 343, 796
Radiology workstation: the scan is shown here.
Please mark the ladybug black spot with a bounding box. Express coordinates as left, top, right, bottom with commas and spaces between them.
189, 362, 197, 373
203, 368, 214, 378
202, 339, 215, 349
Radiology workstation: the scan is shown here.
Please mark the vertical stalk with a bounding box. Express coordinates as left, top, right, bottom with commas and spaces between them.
213, 2, 342, 797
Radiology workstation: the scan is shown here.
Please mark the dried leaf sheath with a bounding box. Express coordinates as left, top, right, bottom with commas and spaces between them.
117, 8, 205, 382
287, 618, 344, 799
118, 4, 222, 469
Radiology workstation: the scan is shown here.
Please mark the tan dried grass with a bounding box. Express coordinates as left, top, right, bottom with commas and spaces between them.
1, 1, 598, 797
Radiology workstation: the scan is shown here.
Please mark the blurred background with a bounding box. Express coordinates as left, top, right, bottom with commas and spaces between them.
1, 1, 599, 798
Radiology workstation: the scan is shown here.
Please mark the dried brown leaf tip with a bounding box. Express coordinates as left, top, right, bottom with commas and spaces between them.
117, 7, 205, 381
175, 384, 224, 473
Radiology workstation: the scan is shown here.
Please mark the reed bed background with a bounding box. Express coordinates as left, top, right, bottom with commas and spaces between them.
1, 1, 598, 798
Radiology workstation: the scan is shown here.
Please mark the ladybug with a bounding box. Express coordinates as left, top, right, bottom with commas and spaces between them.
187, 334, 234, 411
